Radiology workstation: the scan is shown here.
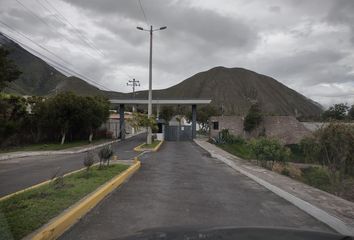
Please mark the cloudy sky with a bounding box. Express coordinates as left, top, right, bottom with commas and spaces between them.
0, 0, 353, 107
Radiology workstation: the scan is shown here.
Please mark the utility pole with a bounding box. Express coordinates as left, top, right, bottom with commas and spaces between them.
137, 25, 167, 144
127, 78, 140, 117
126, 78, 140, 99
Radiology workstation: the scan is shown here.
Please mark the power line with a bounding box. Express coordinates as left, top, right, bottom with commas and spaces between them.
42, 0, 105, 57
0, 20, 72, 66
15, 0, 98, 60
0, 30, 114, 91
137, 0, 149, 26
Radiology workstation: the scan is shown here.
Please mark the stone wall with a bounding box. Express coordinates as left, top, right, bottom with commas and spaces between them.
209, 115, 311, 144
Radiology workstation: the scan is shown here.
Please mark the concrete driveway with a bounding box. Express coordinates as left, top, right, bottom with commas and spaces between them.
0, 134, 145, 197
61, 141, 333, 240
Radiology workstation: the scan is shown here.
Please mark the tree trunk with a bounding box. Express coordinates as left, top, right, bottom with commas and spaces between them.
89, 131, 93, 143
61, 132, 66, 145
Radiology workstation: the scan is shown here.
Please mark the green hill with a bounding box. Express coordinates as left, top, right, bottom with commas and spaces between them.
0, 33, 102, 96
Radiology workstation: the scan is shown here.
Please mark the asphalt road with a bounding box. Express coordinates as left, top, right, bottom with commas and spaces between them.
0, 134, 145, 197
61, 141, 333, 240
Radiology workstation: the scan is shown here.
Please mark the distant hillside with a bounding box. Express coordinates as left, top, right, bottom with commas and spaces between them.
1, 33, 323, 117
107, 67, 323, 117
0, 33, 102, 96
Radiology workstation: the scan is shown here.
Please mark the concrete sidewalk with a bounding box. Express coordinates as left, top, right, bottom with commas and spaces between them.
194, 139, 354, 236
0, 131, 145, 161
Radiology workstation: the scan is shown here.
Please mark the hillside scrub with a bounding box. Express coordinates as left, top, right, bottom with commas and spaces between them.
300, 123, 354, 193
249, 137, 291, 169
0, 92, 110, 148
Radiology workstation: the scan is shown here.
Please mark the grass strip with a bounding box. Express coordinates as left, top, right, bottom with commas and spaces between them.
0, 164, 128, 240
141, 140, 161, 149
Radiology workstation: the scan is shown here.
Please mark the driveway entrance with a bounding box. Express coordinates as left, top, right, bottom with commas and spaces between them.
60, 141, 333, 240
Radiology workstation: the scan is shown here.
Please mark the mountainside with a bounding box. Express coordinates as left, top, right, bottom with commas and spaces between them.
108, 67, 323, 117
1, 33, 323, 117
0, 33, 102, 96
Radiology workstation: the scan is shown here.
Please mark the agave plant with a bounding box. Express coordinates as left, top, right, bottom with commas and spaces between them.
98, 144, 113, 168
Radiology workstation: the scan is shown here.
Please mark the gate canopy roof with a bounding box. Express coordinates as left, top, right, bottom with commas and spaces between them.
110, 99, 211, 106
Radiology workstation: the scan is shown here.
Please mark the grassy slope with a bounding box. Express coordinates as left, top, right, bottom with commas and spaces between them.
0, 164, 129, 240
218, 142, 253, 160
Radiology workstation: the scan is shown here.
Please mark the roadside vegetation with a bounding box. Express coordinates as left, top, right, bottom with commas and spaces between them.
211, 123, 354, 202
0, 151, 127, 240
141, 140, 161, 149
0, 92, 110, 150
0, 49, 111, 151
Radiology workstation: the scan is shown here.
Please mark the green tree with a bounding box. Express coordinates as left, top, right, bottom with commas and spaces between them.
0, 93, 28, 146
159, 106, 175, 122
321, 103, 349, 121
79, 96, 110, 143
244, 103, 262, 132
40, 92, 81, 144
349, 105, 354, 120
128, 112, 157, 137
186, 105, 219, 132
0, 48, 21, 91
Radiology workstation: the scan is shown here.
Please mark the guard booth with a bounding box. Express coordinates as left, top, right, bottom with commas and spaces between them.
109, 99, 211, 141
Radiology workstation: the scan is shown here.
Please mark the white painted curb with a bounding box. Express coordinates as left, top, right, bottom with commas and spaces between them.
194, 140, 354, 236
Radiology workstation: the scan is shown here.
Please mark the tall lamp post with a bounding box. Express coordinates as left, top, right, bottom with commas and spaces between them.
137, 25, 167, 144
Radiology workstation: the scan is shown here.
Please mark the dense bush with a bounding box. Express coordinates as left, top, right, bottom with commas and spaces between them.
300, 123, 354, 189
302, 167, 331, 192
249, 137, 290, 168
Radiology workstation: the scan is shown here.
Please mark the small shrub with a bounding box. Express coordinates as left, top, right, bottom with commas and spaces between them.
219, 129, 245, 144
249, 137, 290, 168
83, 151, 95, 173
98, 144, 113, 168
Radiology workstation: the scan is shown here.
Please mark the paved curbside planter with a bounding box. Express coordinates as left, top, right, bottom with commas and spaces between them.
134, 140, 164, 152
22, 161, 141, 240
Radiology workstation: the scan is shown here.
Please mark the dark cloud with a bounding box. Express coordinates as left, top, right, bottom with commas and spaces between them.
0, 0, 353, 106
326, 0, 354, 44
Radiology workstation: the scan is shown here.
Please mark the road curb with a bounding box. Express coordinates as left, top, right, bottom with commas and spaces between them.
134, 140, 164, 152
0, 132, 144, 161
194, 140, 354, 236
24, 160, 141, 240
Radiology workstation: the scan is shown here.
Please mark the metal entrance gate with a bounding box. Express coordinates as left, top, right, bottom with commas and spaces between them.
165, 125, 192, 141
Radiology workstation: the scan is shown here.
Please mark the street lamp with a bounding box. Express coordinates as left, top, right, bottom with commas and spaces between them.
137, 25, 167, 144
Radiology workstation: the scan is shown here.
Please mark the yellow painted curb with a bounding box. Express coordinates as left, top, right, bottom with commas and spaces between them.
134, 140, 164, 152
26, 161, 141, 240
